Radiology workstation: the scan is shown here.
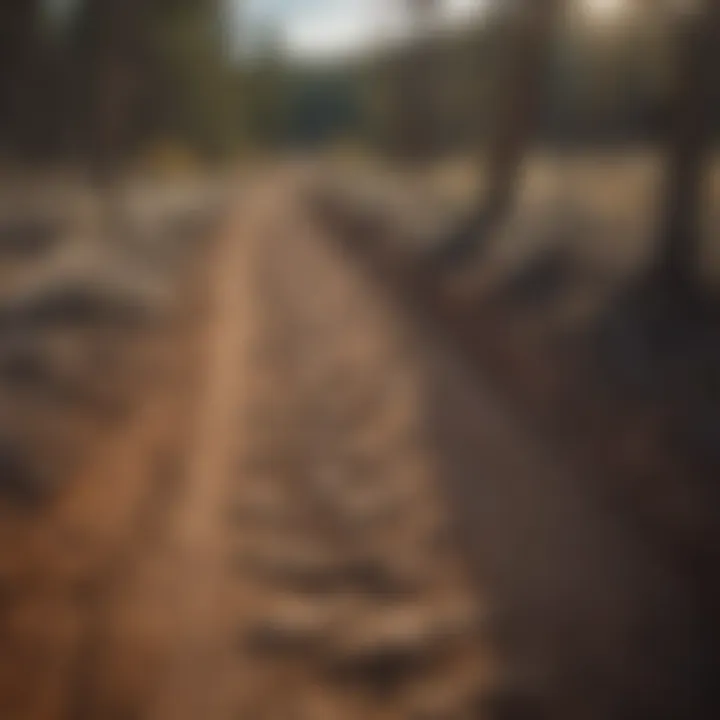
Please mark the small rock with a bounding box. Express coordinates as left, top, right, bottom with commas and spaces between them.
243, 597, 341, 655
326, 601, 479, 693
237, 539, 347, 593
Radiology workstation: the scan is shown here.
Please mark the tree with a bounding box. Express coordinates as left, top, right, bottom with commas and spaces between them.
67, 0, 242, 178
482, 0, 561, 219
69, 0, 147, 182
0, 0, 247, 169
239, 29, 289, 152
395, 0, 442, 163
0, 0, 42, 157
655, 0, 720, 293
433, 0, 563, 266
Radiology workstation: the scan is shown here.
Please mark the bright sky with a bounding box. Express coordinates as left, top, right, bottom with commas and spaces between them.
239, 0, 490, 60
236, 0, 638, 60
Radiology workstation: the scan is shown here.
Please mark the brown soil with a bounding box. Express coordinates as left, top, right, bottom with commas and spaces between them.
0, 173, 494, 720
312, 162, 720, 719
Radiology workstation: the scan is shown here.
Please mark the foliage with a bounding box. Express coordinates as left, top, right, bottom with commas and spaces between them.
0, 1, 716, 168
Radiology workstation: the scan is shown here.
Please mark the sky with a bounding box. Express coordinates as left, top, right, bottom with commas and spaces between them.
238, 0, 490, 60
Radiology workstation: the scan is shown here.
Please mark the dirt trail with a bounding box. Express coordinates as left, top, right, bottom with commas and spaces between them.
0, 175, 491, 719
1, 170, 696, 720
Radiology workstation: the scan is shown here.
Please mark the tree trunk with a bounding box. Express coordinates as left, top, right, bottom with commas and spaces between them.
396, 0, 442, 164
432, 0, 561, 267
656, 1, 720, 293
0, 0, 41, 157
86, 0, 145, 186
481, 0, 561, 221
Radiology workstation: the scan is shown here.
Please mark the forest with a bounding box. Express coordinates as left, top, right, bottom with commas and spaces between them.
1, 0, 714, 169
0, 2, 719, 719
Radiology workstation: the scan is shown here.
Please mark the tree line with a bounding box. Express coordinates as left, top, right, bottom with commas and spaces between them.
2, 1, 714, 168
1, 0, 718, 293
0, 0, 242, 173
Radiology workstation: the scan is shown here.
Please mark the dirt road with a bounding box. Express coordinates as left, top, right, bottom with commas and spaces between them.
0, 170, 701, 720
0, 175, 493, 720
